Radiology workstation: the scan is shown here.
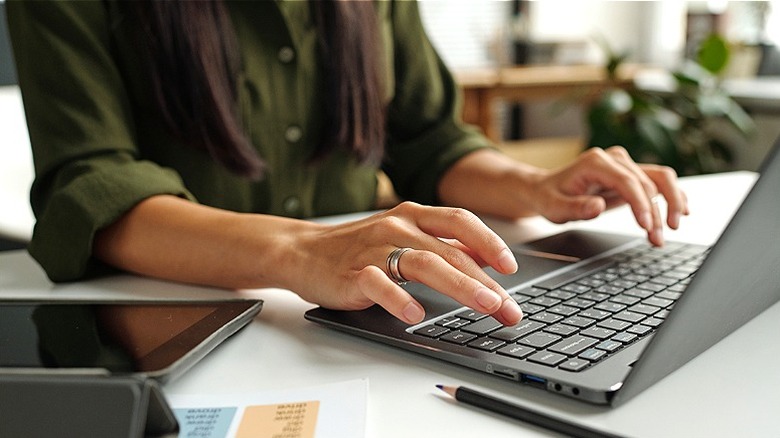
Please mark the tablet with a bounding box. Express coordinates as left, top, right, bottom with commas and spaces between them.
0, 299, 262, 383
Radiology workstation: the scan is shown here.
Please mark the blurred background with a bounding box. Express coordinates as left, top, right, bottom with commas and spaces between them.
419, 0, 780, 174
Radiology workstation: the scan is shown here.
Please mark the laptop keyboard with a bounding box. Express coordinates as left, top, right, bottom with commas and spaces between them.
412, 241, 709, 373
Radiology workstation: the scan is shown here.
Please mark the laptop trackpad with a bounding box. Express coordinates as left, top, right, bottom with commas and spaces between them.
406, 229, 636, 315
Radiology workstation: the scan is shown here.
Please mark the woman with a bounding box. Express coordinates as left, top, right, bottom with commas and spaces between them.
8, 1, 687, 327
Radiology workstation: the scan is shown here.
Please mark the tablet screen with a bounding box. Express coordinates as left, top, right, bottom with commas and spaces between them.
0, 300, 261, 376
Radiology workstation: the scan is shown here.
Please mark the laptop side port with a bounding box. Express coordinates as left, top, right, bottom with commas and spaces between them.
490, 367, 519, 381
521, 374, 547, 389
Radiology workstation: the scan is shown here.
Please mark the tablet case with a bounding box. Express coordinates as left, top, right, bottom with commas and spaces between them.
0, 372, 179, 438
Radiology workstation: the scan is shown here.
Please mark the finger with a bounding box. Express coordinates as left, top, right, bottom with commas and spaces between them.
407, 205, 518, 275
642, 164, 689, 229
355, 265, 425, 324
648, 196, 664, 246
398, 249, 523, 326
582, 148, 655, 233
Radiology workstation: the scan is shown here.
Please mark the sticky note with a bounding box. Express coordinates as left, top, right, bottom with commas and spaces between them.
174, 406, 237, 438
236, 401, 320, 438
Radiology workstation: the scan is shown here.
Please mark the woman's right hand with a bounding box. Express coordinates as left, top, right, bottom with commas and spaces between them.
285, 202, 523, 326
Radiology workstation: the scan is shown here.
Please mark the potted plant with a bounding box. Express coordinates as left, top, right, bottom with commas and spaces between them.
586, 34, 755, 175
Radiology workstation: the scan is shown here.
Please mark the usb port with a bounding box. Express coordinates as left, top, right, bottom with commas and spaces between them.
521, 374, 547, 388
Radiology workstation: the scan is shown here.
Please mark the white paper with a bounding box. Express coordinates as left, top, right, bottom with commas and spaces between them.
167, 379, 368, 438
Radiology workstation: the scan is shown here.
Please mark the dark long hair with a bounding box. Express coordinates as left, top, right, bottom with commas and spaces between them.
125, 0, 386, 180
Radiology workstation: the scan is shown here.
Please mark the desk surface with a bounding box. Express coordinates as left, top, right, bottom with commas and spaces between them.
1, 171, 778, 438
0, 85, 34, 242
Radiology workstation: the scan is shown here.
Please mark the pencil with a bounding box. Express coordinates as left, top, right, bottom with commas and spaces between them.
436, 385, 624, 438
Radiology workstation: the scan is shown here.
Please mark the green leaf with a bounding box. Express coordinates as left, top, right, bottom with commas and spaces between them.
698, 34, 730, 74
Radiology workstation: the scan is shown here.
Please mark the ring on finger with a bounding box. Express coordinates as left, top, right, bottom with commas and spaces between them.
386, 247, 412, 285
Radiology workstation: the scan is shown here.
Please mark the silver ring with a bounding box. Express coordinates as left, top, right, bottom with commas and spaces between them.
386, 247, 412, 285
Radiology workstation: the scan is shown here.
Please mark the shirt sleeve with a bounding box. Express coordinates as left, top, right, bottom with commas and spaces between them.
7, 1, 195, 282
382, 0, 494, 205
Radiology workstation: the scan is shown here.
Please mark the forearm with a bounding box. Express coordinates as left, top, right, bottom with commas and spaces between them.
93, 195, 320, 290
437, 149, 548, 220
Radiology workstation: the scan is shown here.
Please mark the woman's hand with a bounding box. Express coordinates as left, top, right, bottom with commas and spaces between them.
527, 146, 689, 246
438, 147, 689, 247
286, 202, 524, 326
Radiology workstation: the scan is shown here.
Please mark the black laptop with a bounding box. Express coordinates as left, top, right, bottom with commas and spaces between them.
306, 138, 780, 406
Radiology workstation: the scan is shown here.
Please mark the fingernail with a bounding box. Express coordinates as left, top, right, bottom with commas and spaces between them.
498, 248, 518, 273
652, 227, 664, 246
402, 302, 424, 324
500, 299, 523, 324
475, 287, 501, 311
640, 211, 653, 232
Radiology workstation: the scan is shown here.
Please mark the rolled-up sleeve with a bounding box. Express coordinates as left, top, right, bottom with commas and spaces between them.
7, 1, 194, 281
383, 0, 493, 205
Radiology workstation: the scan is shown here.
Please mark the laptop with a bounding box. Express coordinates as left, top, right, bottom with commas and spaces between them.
306, 138, 780, 406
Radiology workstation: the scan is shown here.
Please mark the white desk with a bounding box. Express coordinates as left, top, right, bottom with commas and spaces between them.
1, 171, 778, 438
0, 85, 34, 242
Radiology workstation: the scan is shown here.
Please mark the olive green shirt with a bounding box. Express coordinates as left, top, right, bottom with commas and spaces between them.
8, 0, 491, 282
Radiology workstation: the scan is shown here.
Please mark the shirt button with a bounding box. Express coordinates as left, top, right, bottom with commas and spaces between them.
285, 125, 302, 143
283, 196, 301, 214
278, 46, 295, 63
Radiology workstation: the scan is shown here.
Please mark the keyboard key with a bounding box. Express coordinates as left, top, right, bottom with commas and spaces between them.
598, 318, 632, 331
627, 324, 653, 336
531, 296, 561, 307
414, 325, 449, 338
595, 302, 627, 313
613, 311, 646, 323
610, 294, 641, 306
636, 282, 666, 293
436, 317, 471, 329
511, 294, 531, 304
643, 297, 674, 308
527, 351, 567, 367
549, 335, 598, 356
461, 317, 503, 335
580, 292, 610, 302
578, 309, 611, 320
559, 358, 590, 372
467, 338, 505, 352
610, 279, 638, 289
612, 332, 638, 343
519, 332, 562, 349
563, 298, 596, 309
562, 283, 591, 294
595, 285, 625, 295
650, 276, 679, 286
655, 309, 671, 319
628, 303, 661, 315
580, 326, 616, 340
624, 288, 654, 299
440, 331, 477, 345
455, 309, 486, 321
545, 290, 576, 300
514, 287, 548, 297
561, 316, 596, 328
577, 278, 606, 288
530, 312, 564, 324
579, 348, 607, 362
596, 340, 622, 352
489, 320, 545, 341
643, 317, 664, 328
547, 305, 580, 317
520, 303, 545, 315
544, 323, 578, 337
497, 344, 535, 359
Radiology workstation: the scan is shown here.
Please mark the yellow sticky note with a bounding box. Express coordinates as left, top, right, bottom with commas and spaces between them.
236, 401, 320, 438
